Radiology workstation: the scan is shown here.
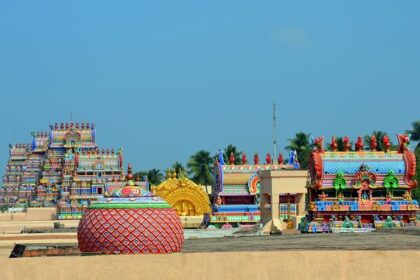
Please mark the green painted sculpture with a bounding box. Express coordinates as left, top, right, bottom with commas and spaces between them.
383, 216, 396, 228
341, 216, 354, 228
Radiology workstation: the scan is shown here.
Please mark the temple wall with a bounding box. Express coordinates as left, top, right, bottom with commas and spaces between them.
26, 208, 57, 220
0, 251, 418, 280
0, 208, 56, 221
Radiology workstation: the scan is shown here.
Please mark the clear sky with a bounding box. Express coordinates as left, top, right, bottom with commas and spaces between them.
0, 1, 419, 172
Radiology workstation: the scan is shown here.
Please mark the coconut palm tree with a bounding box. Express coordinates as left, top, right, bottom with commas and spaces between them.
172, 161, 187, 178
147, 169, 164, 185
223, 144, 242, 165
187, 150, 213, 185
286, 132, 311, 169
133, 170, 148, 181
407, 120, 420, 148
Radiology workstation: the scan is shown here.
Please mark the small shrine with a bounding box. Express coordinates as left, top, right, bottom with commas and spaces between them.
305, 134, 419, 233
212, 150, 300, 225
77, 164, 184, 254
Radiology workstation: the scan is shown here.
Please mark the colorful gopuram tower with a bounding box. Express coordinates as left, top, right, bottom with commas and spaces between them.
0, 122, 125, 219
1, 144, 31, 209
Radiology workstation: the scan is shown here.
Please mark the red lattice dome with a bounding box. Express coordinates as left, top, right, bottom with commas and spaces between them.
78, 197, 184, 254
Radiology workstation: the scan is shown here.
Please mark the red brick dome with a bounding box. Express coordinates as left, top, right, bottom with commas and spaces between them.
78, 196, 184, 254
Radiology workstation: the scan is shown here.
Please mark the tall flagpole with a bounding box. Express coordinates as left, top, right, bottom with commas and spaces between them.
272, 101, 278, 161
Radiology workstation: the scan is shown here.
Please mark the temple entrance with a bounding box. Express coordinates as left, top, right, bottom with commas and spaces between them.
279, 194, 297, 220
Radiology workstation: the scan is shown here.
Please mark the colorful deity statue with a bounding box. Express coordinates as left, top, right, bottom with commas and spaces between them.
265, 153, 271, 164
253, 153, 259, 165
403, 191, 412, 202
397, 134, 410, 153
215, 196, 222, 207
241, 153, 248, 165
341, 216, 354, 229
355, 136, 364, 151
337, 192, 344, 205
229, 152, 235, 165
297, 217, 307, 233
216, 150, 225, 165
313, 136, 324, 152
370, 135, 378, 151
383, 135, 391, 152
343, 136, 351, 152
330, 136, 338, 152
277, 153, 284, 164
318, 191, 328, 201
383, 216, 396, 228
361, 189, 370, 205
385, 194, 392, 204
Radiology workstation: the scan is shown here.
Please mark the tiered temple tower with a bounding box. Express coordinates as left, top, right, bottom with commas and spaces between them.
0, 122, 125, 219
1, 144, 30, 208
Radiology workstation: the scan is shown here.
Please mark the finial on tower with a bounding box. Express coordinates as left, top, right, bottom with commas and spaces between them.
126, 164, 134, 181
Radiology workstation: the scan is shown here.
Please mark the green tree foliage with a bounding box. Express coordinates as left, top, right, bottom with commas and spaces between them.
147, 169, 164, 185
363, 131, 388, 151
133, 171, 148, 181
286, 132, 312, 169
134, 169, 163, 185
172, 161, 187, 178
187, 150, 213, 186
407, 120, 420, 149
223, 144, 242, 165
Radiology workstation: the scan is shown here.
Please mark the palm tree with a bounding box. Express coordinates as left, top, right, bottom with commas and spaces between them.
147, 169, 164, 186
223, 144, 242, 165
407, 120, 420, 148
172, 161, 187, 178
364, 131, 388, 151
133, 170, 148, 181
187, 150, 213, 186
286, 132, 311, 169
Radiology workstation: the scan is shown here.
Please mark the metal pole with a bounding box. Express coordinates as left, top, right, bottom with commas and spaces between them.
272, 101, 278, 161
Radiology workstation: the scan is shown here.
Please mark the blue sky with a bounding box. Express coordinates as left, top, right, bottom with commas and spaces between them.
0, 1, 419, 172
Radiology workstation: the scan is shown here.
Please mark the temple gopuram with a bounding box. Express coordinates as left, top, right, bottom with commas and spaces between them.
212, 150, 300, 225
1, 122, 125, 219
305, 134, 419, 232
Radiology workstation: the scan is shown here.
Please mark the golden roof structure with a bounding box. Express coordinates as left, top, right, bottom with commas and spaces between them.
152, 171, 211, 216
